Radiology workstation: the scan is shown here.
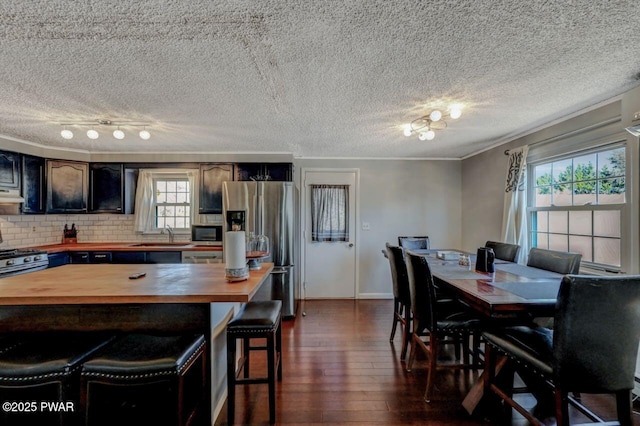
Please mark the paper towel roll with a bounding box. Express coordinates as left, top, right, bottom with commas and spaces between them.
225, 231, 247, 269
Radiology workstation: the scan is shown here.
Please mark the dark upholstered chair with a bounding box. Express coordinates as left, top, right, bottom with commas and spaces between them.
385, 243, 412, 360
398, 236, 430, 250
527, 248, 582, 274
227, 300, 282, 425
405, 251, 482, 402
483, 275, 640, 426
81, 334, 206, 426
0, 333, 114, 426
485, 241, 520, 263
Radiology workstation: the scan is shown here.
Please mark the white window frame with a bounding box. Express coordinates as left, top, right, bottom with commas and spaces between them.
527, 141, 629, 273
153, 176, 192, 230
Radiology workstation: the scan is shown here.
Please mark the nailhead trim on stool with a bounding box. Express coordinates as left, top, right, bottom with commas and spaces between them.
80, 333, 206, 426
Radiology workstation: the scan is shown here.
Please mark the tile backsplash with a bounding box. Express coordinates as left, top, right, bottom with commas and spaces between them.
0, 214, 222, 248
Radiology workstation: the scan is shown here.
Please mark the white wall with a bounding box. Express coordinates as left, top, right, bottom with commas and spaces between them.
294, 158, 462, 298
461, 95, 639, 273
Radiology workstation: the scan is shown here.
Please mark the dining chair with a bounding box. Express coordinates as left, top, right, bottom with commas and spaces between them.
385, 243, 412, 360
482, 275, 640, 426
404, 250, 483, 402
398, 236, 430, 250
485, 241, 520, 263
526, 248, 581, 274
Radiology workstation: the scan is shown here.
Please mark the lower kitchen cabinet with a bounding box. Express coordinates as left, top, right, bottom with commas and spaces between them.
145, 251, 182, 264
69, 252, 89, 264
89, 252, 112, 263
47, 252, 68, 268
112, 251, 147, 264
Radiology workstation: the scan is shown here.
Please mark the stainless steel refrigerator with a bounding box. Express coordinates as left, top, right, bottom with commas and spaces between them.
222, 181, 298, 319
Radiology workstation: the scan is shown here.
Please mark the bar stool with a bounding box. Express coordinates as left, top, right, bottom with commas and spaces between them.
226, 300, 282, 425
80, 333, 206, 426
0, 333, 114, 426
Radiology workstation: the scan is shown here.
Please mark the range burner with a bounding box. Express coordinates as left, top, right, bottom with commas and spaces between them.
0, 248, 48, 276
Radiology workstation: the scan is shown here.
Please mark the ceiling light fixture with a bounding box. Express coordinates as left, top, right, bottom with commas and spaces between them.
402, 104, 463, 141
113, 128, 125, 140
60, 127, 74, 140
59, 120, 152, 140
86, 129, 99, 140
139, 128, 151, 140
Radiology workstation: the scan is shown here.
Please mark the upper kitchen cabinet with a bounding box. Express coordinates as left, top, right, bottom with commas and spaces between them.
90, 163, 124, 213
199, 163, 234, 214
21, 155, 45, 214
235, 163, 292, 181
0, 150, 20, 189
46, 160, 89, 213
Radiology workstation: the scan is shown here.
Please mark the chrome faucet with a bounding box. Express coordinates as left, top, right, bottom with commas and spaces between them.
163, 224, 175, 243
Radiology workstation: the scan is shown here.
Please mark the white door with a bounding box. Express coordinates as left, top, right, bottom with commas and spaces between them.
303, 169, 358, 298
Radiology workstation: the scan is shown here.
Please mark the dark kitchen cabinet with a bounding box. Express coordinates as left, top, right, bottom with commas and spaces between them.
46, 160, 89, 213
69, 252, 89, 264
47, 252, 68, 268
235, 163, 292, 181
112, 251, 147, 264
145, 251, 182, 264
0, 150, 20, 189
21, 155, 45, 214
89, 252, 112, 263
199, 163, 234, 214
90, 163, 124, 213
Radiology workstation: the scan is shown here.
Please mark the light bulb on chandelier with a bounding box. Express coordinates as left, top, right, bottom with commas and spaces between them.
402, 104, 463, 141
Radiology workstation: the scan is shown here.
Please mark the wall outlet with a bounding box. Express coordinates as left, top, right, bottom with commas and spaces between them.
32, 226, 36, 232
362, 222, 371, 230
634, 111, 640, 121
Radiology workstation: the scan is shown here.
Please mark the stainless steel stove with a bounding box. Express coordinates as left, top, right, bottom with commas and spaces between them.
0, 248, 49, 277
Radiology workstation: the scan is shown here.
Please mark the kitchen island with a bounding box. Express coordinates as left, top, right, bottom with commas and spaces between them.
0, 262, 274, 425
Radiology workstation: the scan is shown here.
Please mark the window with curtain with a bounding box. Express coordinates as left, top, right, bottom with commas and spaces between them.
311, 185, 349, 242
134, 169, 198, 233
529, 144, 625, 271
154, 178, 191, 229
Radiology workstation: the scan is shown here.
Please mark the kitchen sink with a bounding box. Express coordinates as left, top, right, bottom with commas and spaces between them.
129, 243, 192, 247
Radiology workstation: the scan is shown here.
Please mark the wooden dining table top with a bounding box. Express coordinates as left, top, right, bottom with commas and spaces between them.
411, 249, 563, 318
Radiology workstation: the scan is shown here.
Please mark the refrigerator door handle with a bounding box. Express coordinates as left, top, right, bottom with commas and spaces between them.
270, 269, 288, 275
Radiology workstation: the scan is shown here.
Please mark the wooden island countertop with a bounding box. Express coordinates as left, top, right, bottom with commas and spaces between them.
0, 262, 273, 305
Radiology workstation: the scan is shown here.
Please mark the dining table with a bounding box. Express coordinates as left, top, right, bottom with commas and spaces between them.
409, 249, 564, 414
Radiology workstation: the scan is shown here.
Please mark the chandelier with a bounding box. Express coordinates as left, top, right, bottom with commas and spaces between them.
402, 105, 462, 141
60, 120, 151, 141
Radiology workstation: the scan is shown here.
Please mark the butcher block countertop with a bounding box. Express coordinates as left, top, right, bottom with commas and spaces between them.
34, 242, 224, 253
0, 262, 272, 305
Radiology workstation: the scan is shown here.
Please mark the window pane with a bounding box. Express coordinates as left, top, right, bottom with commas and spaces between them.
156, 191, 166, 203
166, 192, 177, 203
176, 181, 187, 192
167, 181, 176, 192
548, 211, 567, 234
598, 148, 625, 179
569, 235, 593, 263
157, 216, 166, 228
156, 181, 166, 193
535, 163, 552, 184
176, 192, 187, 203
594, 237, 620, 267
175, 217, 186, 228
594, 210, 620, 237
549, 234, 568, 252
573, 154, 596, 181
598, 178, 625, 204
535, 233, 548, 249
537, 211, 548, 232
568, 211, 591, 235
553, 183, 572, 206
535, 186, 552, 207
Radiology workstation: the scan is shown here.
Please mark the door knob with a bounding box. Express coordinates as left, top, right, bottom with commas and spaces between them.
348, 243, 354, 248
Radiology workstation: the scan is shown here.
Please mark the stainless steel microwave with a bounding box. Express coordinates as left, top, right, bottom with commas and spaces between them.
191, 224, 223, 245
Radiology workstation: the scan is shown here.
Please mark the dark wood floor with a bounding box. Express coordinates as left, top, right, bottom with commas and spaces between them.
217, 299, 638, 425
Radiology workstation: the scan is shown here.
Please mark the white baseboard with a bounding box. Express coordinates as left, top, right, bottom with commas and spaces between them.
358, 293, 393, 299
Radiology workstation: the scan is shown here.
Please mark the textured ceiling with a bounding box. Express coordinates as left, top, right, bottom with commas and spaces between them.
0, 1, 639, 159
